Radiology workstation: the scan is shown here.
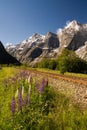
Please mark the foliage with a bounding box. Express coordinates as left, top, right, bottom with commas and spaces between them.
0, 67, 87, 129
0, 68, 54, 129
58, 48, 87, 74
36, 59, 57, 70
35, 48, 87, 74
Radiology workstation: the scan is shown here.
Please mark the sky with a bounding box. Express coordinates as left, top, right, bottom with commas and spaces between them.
0, 0, 87, 46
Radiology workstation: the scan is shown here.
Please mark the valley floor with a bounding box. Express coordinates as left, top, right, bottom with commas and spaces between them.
27, 69, 87, 109
0, 67, 87, 129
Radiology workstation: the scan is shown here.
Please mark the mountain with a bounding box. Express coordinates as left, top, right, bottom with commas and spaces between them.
75, 41, 87, 60
6, 32, 59, 65
0, 41, 20, 65
6, 20, 87, 65
58, 20, 87, 51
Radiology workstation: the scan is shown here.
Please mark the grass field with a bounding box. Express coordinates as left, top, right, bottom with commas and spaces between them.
0, 66, 87, 130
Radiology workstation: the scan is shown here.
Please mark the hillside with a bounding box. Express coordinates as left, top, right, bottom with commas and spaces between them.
0, 41, 20, 65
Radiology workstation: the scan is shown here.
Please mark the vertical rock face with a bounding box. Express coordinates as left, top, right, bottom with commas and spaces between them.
75, 42, 87, 61
44, 32, 59, 49
58, 20, 87, 51
67, 28, 87, 51
0, 41, 20, 64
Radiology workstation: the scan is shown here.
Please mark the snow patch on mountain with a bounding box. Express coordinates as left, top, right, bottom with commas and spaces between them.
6, 43, 16, 50
57, 20, 80, 37
28, 33, 45, 43
65, 20, 80, 31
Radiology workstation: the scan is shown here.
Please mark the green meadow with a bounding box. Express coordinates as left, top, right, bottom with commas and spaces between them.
0, 67, 87, 130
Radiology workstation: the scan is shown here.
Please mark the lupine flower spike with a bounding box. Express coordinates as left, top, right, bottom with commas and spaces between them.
11, 97, 15, 115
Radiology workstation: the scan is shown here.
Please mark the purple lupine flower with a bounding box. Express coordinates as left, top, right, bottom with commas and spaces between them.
28, 75, 33, 85
40, 79, 45, 94
39, 78, 48, 94
11, 97, 15, 115
18, 89, 22, 111
35, 79, 39, 91
42, 78, 48, 87
20, 70, 29, 80
42, 78, 46, 86
39, 84, 44, 94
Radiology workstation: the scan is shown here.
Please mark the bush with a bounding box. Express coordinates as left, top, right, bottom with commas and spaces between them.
34, 48, 87, 74
58, 48, 87, 74
36, 59, 57, 70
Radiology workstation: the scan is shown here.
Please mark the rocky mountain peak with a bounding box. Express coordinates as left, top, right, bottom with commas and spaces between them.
28, 33, 45, 43
57, 20, 87, 51
65, 20, 81, 30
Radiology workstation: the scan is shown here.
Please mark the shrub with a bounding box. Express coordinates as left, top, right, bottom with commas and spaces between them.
58, 48, 87, 74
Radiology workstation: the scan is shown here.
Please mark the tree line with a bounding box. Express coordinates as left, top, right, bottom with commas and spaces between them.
35, 48, 87, 74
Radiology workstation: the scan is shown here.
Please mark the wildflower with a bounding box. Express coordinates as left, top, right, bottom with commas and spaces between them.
35, 79, 39, 91
39, 84, 44, 94
41, 78, 48, 87
42, 78, 45, 86
18, 89, 22, 111
11, 97, 15, 115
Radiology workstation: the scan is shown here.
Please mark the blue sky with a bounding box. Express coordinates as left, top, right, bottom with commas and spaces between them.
0, 0, 87, 45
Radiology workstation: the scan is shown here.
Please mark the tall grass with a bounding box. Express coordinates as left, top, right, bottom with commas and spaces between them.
0, 67, 87, 130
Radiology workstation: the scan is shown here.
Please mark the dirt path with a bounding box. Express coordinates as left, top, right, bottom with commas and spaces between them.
29, 69, 87, 86
27, 69, 87, 109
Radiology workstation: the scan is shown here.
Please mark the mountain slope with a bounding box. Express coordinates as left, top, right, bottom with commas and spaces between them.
76, 42, 87, 61
0, 41, 20, 65
6, 32, 59, 64
58, 20, 87, 51
6, 20, 87, 64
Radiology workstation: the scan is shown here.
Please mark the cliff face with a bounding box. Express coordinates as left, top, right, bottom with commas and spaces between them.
75, 42, 87, 61
58, 20, 87, 51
